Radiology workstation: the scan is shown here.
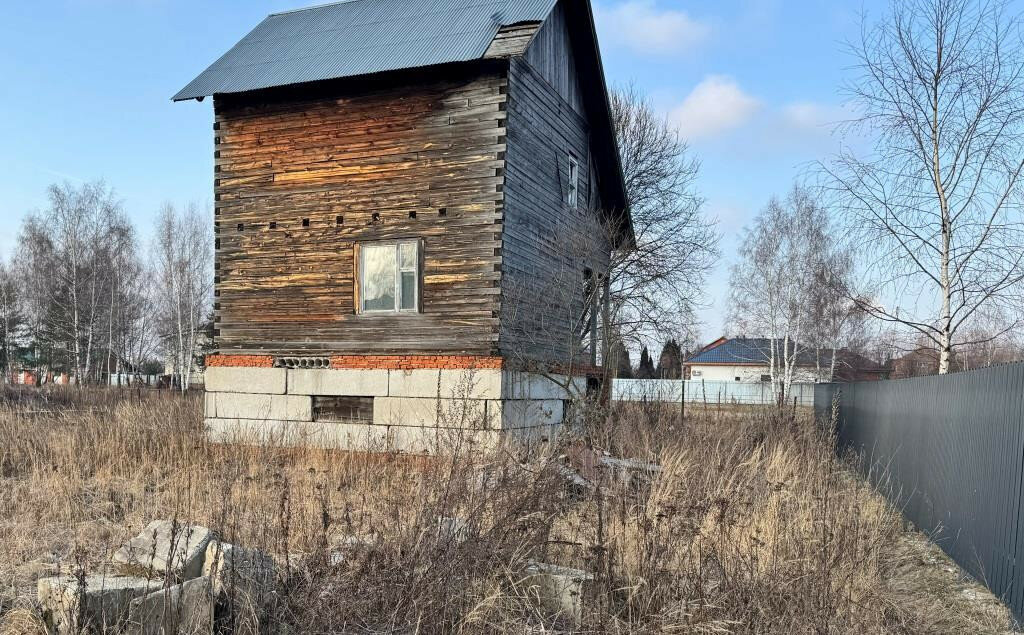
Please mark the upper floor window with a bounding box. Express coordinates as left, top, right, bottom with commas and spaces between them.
568, 156, 580, 207
358, 240, 420, 313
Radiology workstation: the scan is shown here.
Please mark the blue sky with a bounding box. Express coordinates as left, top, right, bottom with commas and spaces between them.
0, 0, 887, 342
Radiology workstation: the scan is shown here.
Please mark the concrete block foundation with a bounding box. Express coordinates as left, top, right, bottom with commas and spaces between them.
204, 363, 583, 454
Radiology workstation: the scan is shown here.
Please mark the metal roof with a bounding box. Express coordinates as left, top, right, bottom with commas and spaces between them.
173, 0, 557, 101
686, 338, 830, 367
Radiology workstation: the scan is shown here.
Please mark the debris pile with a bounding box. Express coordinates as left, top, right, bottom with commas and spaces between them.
37, 520, 276, 635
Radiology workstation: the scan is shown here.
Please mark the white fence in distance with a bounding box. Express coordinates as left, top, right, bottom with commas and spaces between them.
612, 379, 816, 407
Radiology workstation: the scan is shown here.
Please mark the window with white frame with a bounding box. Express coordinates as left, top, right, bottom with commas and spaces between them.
358, 240, 420, 313
567, 156, 580, 207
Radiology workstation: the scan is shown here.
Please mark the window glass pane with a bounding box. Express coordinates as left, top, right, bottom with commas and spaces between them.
400, 271, 416, 310
399, 242, 416, 270
362, 244, 396, 311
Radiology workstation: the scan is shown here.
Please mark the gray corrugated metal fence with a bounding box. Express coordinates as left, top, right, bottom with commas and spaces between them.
614, 379, 815, 406
815, 364, 1024, 622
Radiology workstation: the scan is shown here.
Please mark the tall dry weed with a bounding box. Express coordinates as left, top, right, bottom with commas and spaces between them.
0, 387, 1010, 633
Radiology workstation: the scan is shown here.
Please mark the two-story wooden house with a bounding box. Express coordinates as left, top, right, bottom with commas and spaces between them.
175, 0, 631, 452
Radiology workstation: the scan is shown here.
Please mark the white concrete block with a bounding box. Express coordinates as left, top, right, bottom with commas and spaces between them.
388, 426, 501, 455
503, 372, 584, 400
205, 367, 286, 395
213, 393, 312, 421
125, 576, 215, 635
374, 397, 490, 428
498, 400, 565, 429
206, 419, 388, 451
388, 369, 441, 397
39, 575, 163, 634
437, 369, 503, 399
112, 521, 214, 580
288, 368, 388, 396
204, 392, 217, 418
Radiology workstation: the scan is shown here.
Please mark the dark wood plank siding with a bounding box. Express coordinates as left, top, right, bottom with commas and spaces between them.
523, 2, 584, 116
212, 66, 507, 355
501, 48, 610, 364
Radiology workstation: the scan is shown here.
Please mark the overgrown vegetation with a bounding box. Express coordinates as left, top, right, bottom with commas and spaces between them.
0, 389, 1010, 633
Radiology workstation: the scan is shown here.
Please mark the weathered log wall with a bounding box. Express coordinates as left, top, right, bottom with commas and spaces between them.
212, 65, 507, 355
500, 16, 610, 365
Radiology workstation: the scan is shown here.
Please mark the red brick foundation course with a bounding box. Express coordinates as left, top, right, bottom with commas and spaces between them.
330, 355, 504, 370
205, 354, 504, 370
206, 355, 275, 368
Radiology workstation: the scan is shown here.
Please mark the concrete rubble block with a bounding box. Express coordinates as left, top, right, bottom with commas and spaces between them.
599, 456, 663, 491
125, 576, 215, 635
207, 419, 389, 451
499, 400, 565, 430
522, 562, 595, 625
112, 520, 215, 580
374, 397, 490, 428
288, 368, 389, 396
387, 369, 442, 397
202, 542, 277, 635
435, 517, 470, 544
205, 367, 286, 395
38, 574, 163, 634
213, 393, 312, 421
436, 368, 503, 399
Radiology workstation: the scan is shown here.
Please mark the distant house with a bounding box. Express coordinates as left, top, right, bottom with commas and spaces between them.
684, 336, 887, 384
174, 0, 631, 451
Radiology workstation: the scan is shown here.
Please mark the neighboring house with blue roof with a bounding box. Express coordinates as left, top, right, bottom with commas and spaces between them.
684, 336, 888, 383
684, 336, 833, 384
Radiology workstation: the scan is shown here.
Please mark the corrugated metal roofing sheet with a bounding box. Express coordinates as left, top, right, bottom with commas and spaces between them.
687, 338, 830, 367
173, 0, 557, 101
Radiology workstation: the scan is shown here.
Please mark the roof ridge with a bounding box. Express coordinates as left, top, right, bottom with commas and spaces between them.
269, 0, 361, 18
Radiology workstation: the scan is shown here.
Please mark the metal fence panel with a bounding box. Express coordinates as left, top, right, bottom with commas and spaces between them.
614, 379, 816, 406
815, 364, 1024, 621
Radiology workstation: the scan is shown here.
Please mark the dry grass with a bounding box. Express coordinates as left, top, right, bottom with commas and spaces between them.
0, 387, 1012, 633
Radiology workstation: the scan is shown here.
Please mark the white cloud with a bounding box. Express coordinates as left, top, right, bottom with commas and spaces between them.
780, 101, 847, 131
595, 1, 711, 56
670, 76, 761, 141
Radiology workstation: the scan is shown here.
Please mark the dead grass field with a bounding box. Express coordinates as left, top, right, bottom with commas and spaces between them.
0, 387, 1013, 633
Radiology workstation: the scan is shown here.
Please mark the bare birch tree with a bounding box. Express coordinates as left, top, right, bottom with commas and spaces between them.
607, 86, 719, 345
16, 181, 131, 382
824, 0, 1024, 373
0, 257, 21, 382
730, 186, 833, 399
154, 202, 213, 392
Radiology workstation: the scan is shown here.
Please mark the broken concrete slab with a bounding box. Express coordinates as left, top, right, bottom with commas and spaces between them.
112, 521, 214, 580
38, 574, 163, 634
202, 541, 277, 635
201, 541, 276, 593
522, 562, 595, 625
435, 517, 470, 544
125, 576, 215, 635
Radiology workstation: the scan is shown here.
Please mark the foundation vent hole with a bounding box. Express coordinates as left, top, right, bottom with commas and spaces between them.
302, 218, 310, 227
313, 396, 374, 424
274, 356, 330, 369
